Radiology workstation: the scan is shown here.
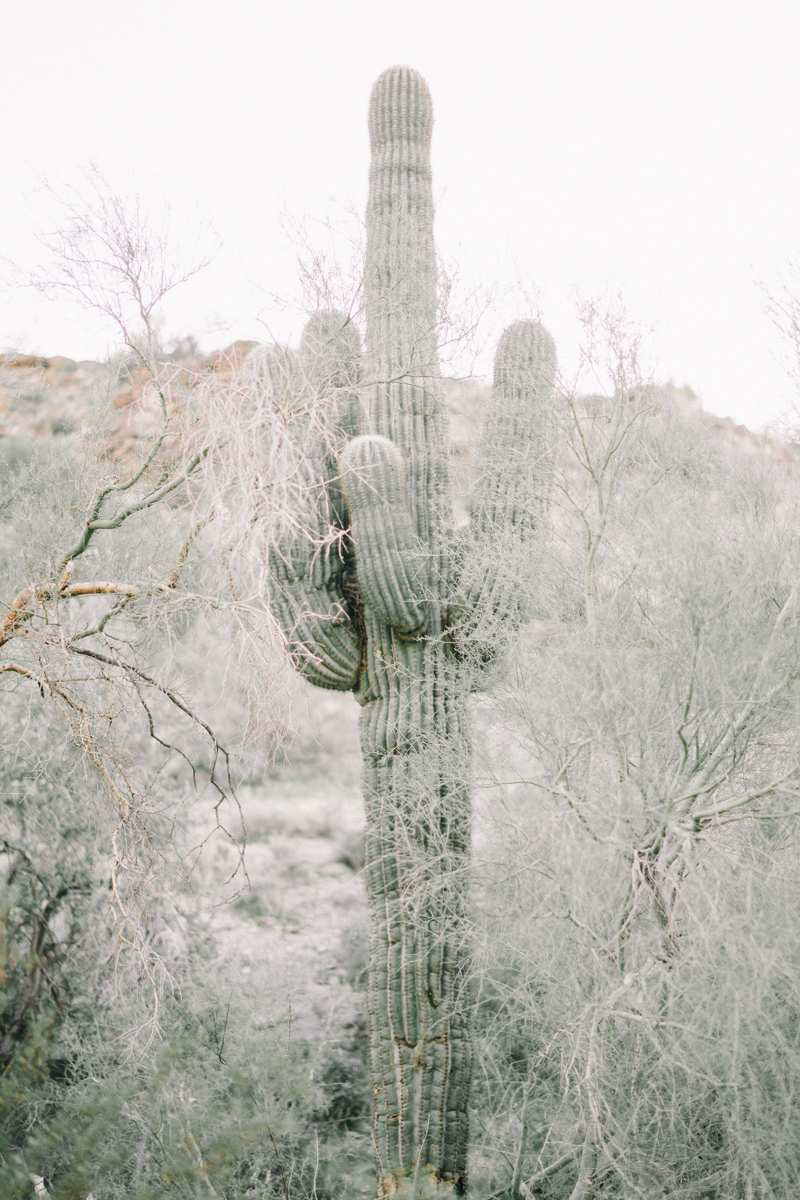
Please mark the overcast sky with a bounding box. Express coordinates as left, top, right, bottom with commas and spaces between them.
3, 0, 800, 430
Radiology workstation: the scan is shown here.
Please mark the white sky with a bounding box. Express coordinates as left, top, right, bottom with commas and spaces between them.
3, 0, 800, 430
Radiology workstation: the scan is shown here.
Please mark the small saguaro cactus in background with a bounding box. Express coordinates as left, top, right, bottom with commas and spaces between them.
266, 66, 557, 1198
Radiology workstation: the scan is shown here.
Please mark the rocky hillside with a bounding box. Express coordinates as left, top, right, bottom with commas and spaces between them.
3, 348, 794, 468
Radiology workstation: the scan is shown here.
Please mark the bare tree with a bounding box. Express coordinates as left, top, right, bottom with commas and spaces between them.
0, 172, 312, 992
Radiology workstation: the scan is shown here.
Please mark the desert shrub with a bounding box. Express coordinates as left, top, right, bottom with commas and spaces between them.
1, 850, 372, 1199
0, 683, 372, 1199
468, 327, 800, 1200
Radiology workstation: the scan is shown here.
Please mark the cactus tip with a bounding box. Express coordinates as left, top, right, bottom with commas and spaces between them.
300, 310, 362, 392
369, 65, 434, 150
300, 310, 360, 358
494, 320, 557, 393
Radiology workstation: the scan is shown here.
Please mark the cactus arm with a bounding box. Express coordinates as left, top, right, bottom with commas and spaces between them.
268, 556, 361, 690
453, 320, 557, 661
300, 310, 364, 526
340, 434, 428, 634
474, 319, 557, 541
268, 471, 361, 689
265, 314, 365, 691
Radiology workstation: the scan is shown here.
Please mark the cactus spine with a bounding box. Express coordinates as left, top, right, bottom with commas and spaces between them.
266, 66, 556, 1199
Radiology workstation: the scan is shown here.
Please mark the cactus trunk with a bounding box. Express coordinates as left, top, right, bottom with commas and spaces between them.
353, 67, 470, 1197
359, 641, 471, 1199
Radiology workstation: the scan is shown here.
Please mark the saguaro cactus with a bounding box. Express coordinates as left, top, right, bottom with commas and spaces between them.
266, 66, 556, 1199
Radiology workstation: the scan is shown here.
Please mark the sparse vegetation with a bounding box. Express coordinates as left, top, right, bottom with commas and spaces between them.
2, 67, 800, 1200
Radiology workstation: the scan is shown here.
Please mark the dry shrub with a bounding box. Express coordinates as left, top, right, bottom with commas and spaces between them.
470, 312, 800, 1199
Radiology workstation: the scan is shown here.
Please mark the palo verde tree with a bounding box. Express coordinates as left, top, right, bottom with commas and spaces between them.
265, 66, 557, 1198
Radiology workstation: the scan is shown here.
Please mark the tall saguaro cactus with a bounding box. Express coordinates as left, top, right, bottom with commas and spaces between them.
267, 67, 557, 1199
